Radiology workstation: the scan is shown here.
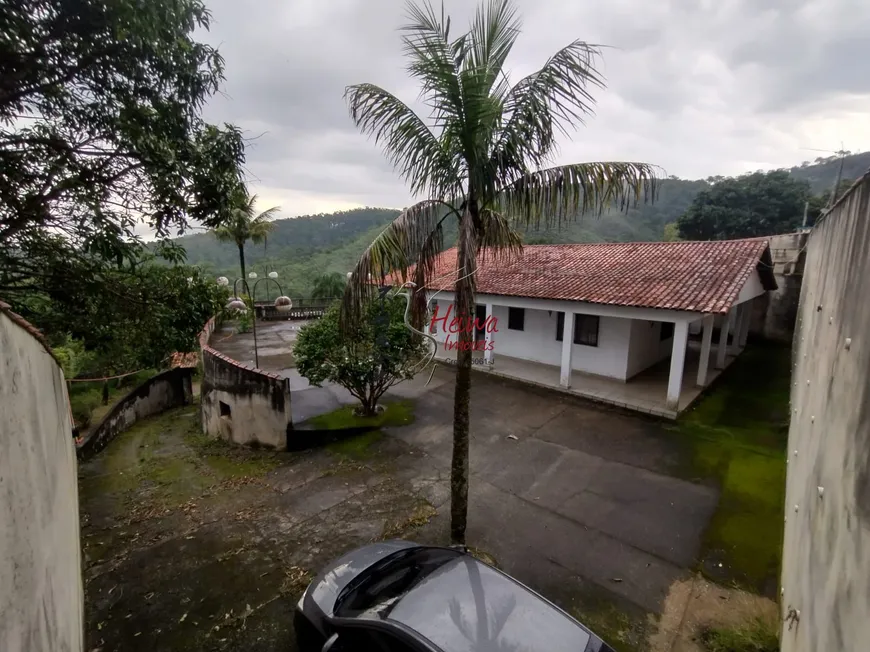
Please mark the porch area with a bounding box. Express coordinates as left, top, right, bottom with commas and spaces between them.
439, 340, 737, 419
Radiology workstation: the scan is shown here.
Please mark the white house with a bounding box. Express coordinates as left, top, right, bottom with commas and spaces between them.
423, 239, 776, 418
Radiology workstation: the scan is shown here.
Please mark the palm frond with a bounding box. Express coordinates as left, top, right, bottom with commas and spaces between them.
401, 0, 467, 132
478, 208, 523, 260
500, 161, 662, 229
490, 41, 605, 182
344, 83, 459, 198
466, 0, 520, 93
341, 199, 457, 329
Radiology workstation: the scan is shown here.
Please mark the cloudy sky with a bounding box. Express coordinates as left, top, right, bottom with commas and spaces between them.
197, 0, 870, 218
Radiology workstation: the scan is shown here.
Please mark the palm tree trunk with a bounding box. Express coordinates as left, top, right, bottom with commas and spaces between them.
450, 209, 477, 544
238, 243, 247, 289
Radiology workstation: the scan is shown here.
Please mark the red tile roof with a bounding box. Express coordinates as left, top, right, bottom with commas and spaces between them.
417, 239, 775, 314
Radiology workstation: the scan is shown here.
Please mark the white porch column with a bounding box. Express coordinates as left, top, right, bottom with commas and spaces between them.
483, 303, 494, 364
738, 301, 752, 347
667, 321, 689, 411
716, 308, 736, 369
560, 312, 574, 388
697, 314, 714, 387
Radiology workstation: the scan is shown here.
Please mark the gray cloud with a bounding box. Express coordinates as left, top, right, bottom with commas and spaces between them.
194, 0, 870, 218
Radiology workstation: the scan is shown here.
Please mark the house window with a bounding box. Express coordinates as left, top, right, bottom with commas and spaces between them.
574, 314, 599, 347
556, 313, 599, 346
660, 322, 675, 340
508, 307, 525, 331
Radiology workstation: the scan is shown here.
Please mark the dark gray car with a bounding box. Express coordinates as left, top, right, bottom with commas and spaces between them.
294, 540, 616, 652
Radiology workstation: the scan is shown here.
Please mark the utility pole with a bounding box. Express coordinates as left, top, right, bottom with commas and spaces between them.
827, 148, 847, 210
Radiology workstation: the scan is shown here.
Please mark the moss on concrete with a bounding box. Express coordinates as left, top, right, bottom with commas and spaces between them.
567, 589, 651, 652
307, 399, 415, 430
669, 346, 789, 594
701, 618, 779, 652
380, 498, 437, 540
326, 431, 384, 460
306, 400, 415, 460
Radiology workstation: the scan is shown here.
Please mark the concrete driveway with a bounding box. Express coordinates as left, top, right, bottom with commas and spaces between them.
384, 366, 719, 616
212, 320, 720, 620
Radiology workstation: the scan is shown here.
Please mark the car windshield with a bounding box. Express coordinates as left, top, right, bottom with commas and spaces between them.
334, 547, 462, 619
388, 557, 592, 652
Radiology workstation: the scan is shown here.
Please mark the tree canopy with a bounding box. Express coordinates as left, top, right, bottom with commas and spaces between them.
1, 0, 245, 296
0, 0, 245, 375
676, 170, 810, 240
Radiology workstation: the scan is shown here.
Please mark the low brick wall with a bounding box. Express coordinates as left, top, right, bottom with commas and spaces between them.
199, 317, 292, 449
77, 367, 193, 459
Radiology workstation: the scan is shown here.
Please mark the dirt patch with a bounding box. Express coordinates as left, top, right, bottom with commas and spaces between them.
649, 575, 779, 652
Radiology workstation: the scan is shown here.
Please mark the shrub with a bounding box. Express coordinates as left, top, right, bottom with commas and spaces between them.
294, 294, 427, 416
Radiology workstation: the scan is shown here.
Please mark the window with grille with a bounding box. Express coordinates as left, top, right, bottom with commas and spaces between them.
556, 313, 599, 346
574, 314, 599, 347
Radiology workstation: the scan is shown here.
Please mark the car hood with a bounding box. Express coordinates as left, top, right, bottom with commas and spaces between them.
304, 540, 418, 616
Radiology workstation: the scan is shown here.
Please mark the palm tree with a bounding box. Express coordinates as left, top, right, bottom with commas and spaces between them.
213, 191, 280, 283
342, 0, 659, 544
311, 272, 346, 301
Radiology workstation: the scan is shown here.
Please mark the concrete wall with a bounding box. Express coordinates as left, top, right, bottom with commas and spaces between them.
200, 318, 292, 449
77, 368, 193, 458
750, 231, 809, 342
0, 304, 83, 652
781, 173, 870, 652
626, 319, 673, 379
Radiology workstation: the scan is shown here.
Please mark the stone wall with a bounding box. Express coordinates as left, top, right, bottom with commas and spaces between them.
0, 303, 83, 652
199, 317, 292, 449
781, 172, 870, 651
77, 367, 193, 459
749, 231, 809, 342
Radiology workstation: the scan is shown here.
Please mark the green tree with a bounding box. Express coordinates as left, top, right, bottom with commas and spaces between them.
213, 192, 280, 282
677, 170, 810, 240
295, 296, 426, 416
662, 222, 681, 241
806, 177, 854, 225
311, 272, 347, 300
342, 0, 658, 543
16, 261, 228, 374
0, 0, 246, 292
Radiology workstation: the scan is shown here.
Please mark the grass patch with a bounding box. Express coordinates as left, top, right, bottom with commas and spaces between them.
306, 399, 415, 430
569, 597, 647, 652
701, 619, 779, 652
669, 346, 790, 593
308, 400, 415, 460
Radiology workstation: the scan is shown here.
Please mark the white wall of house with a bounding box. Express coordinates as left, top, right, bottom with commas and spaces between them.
429, 298, 640, 381
626, 319, 673, 379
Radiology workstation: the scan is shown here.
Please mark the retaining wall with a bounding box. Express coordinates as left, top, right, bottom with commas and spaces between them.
199, 317, 292, 449
0, 302, 83, 652
749, 231, 809, 342
781, 172, 870, 651
76, 367, 193, 459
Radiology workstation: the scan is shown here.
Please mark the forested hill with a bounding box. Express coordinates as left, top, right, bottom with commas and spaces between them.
176, 151, 870, 294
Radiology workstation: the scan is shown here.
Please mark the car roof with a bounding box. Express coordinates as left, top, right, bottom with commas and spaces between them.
386, 555, 592, 652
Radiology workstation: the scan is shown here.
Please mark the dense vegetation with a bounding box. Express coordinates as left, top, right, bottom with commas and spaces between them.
1, 0, 242, 378
175, 152, 867, 296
